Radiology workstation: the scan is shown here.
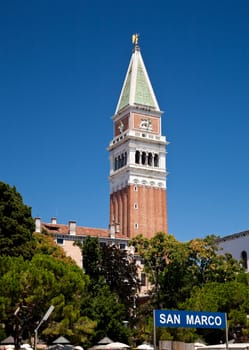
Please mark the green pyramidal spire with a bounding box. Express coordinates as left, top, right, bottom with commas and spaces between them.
115, 35, 160, 114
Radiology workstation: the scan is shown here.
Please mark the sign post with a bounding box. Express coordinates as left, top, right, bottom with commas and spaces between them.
225, 313, 229, 350
153, 310, 156, 350
153, 310, 228, 350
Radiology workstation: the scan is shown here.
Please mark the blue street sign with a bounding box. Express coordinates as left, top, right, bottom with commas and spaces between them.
155, 310, 226, 329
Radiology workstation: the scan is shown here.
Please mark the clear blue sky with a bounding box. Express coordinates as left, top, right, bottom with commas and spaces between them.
1, 0, 249, 241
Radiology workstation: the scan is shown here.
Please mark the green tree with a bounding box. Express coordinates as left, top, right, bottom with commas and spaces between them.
80, 237, 140, 321
131, 233, 244, 310
83, 279, 130, 345
186, 235, 243, 286
81, 236, 102, 280
159, 235, 243, 309
0, 181, 35, 259
0, 254, 92, 348
183, 280, 249, 344
130, 232, 246, 342
100, 244, 139, 316
130, 232, 176, 308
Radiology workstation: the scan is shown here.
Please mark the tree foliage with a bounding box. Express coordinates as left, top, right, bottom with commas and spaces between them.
1, 181, 249, 346
100, 244, 139, 311
183, 280, 249, 344
130, 232, 247, 343
83, 279, 130, 345
81, 236, 102, 280
0, 182, 137, 347
0, 181, 35, 259
0, 254, 92, 347
80, 237, 140, 318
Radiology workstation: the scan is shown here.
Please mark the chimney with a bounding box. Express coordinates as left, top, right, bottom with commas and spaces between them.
51, 217, 57, 224
35, 217, 41, 233
109, 224, 115, 238
69, 220, 76, 235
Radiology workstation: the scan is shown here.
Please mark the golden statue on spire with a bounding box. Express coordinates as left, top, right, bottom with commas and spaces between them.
132, 33, 139, 46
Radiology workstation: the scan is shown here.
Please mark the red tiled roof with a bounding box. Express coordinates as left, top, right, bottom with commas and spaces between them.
41, 222, 128, 239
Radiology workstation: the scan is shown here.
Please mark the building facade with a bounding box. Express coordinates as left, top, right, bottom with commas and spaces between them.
217, 230, 249, 272
34, 216, 150, 296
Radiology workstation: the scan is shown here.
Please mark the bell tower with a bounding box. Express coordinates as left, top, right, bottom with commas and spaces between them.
108, 35, 168, 239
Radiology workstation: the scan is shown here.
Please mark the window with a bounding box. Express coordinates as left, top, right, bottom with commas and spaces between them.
241, 251, 248, 269
135, 149, 159, 167
121, 154, 125, 167
148, 152, 153, 166
57, 238, 64, 245
135, 151, 140, 164
114, 152, 128, 171
134, 186, 138, 192
134, 203, 138, 209
118, 155, 121, 168
154, 154, 159, 167
114, 157, 118, 170
142, 152, 146, 165
134, 223, 138, 229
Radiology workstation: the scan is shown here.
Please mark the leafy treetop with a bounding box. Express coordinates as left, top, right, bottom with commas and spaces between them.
0, 181, 35, 259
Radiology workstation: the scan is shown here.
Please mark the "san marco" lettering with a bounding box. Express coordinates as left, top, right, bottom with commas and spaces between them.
155, 310, 226, 329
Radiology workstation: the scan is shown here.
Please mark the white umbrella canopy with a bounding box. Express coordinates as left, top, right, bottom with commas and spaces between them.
136, 344, 154, 350
104, 343, 130, 349
21, 345, 33, 350
194, 343, 206, 349
88, 345, 107, 350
